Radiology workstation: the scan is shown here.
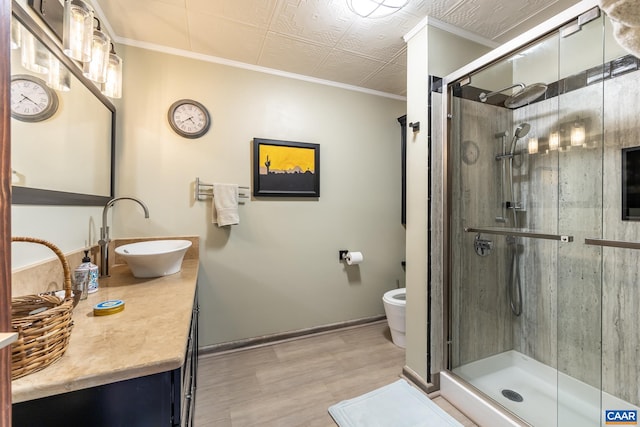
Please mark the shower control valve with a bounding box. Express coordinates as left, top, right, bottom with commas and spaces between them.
474, 233, 493, 257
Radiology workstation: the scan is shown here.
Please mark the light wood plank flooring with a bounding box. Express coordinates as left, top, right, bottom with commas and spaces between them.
194, 321, 476, 426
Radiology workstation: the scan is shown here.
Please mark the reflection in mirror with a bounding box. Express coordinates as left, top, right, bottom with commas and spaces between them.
11, 3, 115, 205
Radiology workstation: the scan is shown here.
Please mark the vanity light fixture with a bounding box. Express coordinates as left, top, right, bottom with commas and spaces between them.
63, 0, 94, 62
47, 56, 71, 92
101, 43, 123, 99
571, 122, 586, 147
11, 15, 21, 49
346, 0, 409, 18
528, 137, 539, 154
549, 131, 560, 151
20, 29, 49, 74
83, 17, 110, 84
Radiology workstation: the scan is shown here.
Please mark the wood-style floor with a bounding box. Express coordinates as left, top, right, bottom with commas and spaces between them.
194, 321, 476, 426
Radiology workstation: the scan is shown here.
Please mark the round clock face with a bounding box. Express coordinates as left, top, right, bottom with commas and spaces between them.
11, 74, 59, 122
168, 99, 211, 139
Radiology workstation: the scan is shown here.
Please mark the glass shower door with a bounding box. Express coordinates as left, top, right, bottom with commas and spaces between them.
555, 11, 605, 427
592, 13, 640, 427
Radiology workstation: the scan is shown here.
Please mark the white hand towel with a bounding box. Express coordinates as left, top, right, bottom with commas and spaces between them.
613, 21, 640, 58
212, 183, 239, 226
600, 0, 640, 27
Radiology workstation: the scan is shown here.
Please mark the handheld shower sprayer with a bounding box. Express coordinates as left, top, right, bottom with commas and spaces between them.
510, 123, 531, 154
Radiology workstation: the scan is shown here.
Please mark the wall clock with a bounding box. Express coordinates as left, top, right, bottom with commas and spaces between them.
167, 99, 211, 139
10, 74, 59, 122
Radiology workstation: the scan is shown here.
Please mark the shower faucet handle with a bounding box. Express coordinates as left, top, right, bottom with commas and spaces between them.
474, 234, 493, 257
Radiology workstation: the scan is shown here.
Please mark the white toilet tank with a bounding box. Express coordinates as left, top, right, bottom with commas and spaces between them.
383, 288, 406, 348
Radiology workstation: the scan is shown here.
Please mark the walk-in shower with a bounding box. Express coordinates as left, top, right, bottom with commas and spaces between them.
440, 3, 640, 426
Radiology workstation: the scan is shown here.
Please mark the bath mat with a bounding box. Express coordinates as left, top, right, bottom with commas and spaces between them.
328, 379, 463, 427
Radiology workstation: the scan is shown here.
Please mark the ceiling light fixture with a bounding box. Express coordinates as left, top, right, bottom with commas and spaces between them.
346, 0, 409, 18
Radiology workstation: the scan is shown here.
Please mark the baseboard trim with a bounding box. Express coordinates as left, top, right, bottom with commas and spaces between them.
198, 315, 387, 356
402, 365, 440, 394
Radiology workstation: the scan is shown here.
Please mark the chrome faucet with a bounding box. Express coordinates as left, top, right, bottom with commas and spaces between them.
99, 197, 150, 277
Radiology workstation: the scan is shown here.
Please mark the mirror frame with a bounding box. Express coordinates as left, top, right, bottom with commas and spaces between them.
11, 1, 115, 206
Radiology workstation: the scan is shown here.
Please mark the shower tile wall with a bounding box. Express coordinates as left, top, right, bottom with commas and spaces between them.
452, 67, 640, 405
513, 81, 604, 390
431, 91, 445, 376
450, 97, 513, 367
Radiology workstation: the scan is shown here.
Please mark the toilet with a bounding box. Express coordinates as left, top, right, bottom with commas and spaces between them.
383, 288, 406, 348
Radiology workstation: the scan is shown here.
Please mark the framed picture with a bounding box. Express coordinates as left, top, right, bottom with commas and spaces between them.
253, 138, 320, 197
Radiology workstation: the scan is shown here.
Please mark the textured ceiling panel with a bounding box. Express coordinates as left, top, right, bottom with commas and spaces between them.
336, 11, 415, 60
362, 61, 407, 95
188, 13, 267, 64
269, 0, 354, 46
259, 32, 331, 75
95, 0, 582, 97
314, 49, 386, 86
98, 0, 190, 49
186, 0, 277, 28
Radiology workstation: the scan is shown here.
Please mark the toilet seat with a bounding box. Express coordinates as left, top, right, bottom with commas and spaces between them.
383, 288, 406, 307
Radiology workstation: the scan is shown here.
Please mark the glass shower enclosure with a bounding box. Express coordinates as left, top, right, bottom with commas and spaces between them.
443, 4, 640, 426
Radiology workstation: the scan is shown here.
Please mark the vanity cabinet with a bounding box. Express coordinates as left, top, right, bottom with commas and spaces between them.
12, 296, 199, 427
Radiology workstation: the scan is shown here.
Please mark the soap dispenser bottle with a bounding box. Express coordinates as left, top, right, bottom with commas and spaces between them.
79, 250, 99, 294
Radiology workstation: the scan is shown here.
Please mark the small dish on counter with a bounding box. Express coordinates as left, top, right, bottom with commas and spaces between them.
115, 239, 192, 278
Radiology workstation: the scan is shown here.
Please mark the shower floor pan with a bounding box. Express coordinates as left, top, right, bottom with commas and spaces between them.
443, 350, 639, 427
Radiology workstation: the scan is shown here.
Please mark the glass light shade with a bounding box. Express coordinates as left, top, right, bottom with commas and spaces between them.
102, 52, 122, 99
21, 29, 49, 73
63, 0, 94, 62
528, 137, 538, 154
11, 16, 21, 49
571, 123, 585, 146
83, 29, 110, 83
47, 56, 71, 92
549, 131, 559, 151
346, 0, 409, 18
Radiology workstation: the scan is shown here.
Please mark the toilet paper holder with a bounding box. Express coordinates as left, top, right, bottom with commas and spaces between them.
339, 250, 363, 265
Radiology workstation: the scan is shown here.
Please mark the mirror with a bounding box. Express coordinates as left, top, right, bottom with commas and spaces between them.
11, 3, 115, 206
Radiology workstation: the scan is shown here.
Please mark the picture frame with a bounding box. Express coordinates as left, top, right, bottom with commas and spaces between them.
253, 138, 320, 197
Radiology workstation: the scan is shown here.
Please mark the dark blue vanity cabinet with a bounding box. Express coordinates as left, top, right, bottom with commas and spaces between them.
12, 299, 198, 427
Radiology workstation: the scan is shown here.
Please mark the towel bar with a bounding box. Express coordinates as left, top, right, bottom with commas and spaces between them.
195, 177, 249, 201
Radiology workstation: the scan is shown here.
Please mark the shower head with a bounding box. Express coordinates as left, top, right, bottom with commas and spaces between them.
509, 123, 531, 154
479, 82, 548, 108
479, 83, 524, 103
504, 83, 548, 108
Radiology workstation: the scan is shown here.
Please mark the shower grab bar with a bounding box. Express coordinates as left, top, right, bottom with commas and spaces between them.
584, 238, 640, 250
464, 226, 573, 242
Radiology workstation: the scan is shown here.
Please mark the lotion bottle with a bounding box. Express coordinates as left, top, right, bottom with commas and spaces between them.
78, 250, 99, 294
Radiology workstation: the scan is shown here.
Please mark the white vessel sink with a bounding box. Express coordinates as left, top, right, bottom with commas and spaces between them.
115, 240, 192, 278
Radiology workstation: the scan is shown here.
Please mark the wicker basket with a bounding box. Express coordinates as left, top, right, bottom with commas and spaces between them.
11, 237, 75, 380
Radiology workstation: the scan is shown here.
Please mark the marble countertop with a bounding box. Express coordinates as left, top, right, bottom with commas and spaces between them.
11, 258, 198, 403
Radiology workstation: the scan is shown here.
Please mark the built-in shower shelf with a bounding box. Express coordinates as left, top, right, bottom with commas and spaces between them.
584, 238, 640, 250
464, 226, 574, 242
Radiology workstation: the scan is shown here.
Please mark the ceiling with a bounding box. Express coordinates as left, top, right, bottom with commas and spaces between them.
93, 0, 581, 98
